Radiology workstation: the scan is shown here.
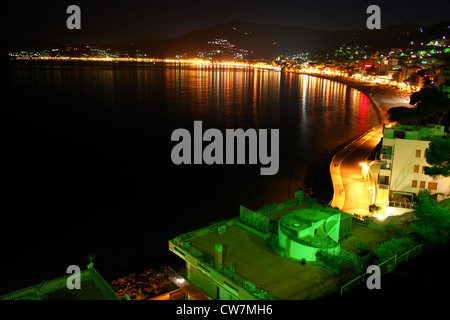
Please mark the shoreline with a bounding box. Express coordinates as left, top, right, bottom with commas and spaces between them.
300, 72, 412, 204
297, 72, 412, 125
1, 64, 414, 294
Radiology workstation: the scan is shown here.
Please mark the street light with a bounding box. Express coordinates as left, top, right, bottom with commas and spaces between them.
360, 162, 369, 181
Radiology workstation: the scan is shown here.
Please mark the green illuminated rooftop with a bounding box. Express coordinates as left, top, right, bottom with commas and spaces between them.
383, 123, 446, 140
169, 200, 357, 300
187, 221, 339, 299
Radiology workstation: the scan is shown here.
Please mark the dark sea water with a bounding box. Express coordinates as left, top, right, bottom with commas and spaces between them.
1, 61, 380, 293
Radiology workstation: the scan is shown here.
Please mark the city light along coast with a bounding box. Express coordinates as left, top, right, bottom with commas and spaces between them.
10, 55, 282, 71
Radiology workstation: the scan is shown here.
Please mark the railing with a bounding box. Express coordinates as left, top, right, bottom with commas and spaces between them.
212, 263, 276, 300
389, 201, 415, 209
1, 269, 89, 300
171, 240, 276, 300
340, 244, 426, 295
0, 268, 120, 300
381, 153, 393, 160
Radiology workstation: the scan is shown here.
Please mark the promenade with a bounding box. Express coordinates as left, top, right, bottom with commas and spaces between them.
329, 126, 383, 215
305, 73, 412, 216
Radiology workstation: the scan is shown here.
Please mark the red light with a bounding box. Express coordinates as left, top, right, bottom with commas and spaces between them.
365, 64, 372, 68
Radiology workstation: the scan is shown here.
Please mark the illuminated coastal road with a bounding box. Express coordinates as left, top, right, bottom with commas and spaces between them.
324, 74, 410, 217
330, 126, 383, 216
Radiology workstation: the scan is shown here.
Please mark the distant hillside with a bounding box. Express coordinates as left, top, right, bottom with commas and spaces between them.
118, 20, 419, 59
9, 20, 448, 60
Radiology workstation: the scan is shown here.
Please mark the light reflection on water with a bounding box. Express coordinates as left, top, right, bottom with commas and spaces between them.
3, 61, 380, 287
7, 61, 381, 225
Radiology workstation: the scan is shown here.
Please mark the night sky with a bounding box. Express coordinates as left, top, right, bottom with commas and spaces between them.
5, 0, 450, 45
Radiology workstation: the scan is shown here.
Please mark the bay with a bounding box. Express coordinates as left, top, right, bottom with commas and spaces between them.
1, 61, 380, 292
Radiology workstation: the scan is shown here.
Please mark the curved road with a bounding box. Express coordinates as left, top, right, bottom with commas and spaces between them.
330, 126, 383, 216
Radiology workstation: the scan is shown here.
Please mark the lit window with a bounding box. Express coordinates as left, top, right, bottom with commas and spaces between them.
412, 180, 418, 188
415, 150, 421, 157
413, 165, 419, 173
420, 181, 426, 188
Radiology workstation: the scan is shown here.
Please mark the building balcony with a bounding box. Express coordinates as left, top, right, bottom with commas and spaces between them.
378, 183, 389, 190
388, 201, 415, 209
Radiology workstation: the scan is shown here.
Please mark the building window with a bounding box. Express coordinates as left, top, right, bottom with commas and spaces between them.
381, 161, 390, 169
382, 146, 393, 154
420, 181, 426, 188
379, 175, 390, 185
412, 180, 418, 188
415, 150, 421, 157
413, 165, 419, 173
428, 182, 438, 190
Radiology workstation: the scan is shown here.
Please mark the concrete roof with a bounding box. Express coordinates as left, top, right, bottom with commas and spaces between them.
189, 224, 339, 300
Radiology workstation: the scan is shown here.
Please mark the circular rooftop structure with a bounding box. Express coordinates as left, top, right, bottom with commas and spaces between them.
278, 208, 341, 262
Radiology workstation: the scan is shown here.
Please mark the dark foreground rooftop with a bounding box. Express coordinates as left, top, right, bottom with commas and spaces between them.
0, 268, 120, 300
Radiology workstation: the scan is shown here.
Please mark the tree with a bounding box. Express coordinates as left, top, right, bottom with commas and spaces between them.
387, 106, 422, 125
369, 204, 381, 214
423, 138, 450, 177
410, 195, 450, 247
387, 85, 450, 125
409, 86, 450, 125
373, 237, 416, 263
295, 189, 304, 204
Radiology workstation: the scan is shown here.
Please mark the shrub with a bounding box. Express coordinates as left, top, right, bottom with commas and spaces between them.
316, 250, 363, 275
198, 254, 215, 267
336, 258, 359, 285
239, 206, 270, 233
373, 237, 416, 263
303, 196, 318, 206
384, 223, 407, 237
355, 240, 369, 256
410, 195, 450, 247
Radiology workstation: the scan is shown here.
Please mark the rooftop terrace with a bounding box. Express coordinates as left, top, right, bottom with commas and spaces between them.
383, 123, 446, 140
169, 199, 396, 300
188, 223, 339, 300
169, 201, 353, 299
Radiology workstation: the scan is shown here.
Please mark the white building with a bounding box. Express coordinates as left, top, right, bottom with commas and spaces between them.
372, 124, 450, 218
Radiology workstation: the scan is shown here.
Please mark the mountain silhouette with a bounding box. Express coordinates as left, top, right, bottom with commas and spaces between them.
112, 20, 419, 59
7, 20, 432, 59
